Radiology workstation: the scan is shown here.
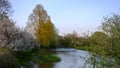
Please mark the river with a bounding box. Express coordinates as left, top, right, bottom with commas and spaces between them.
25, 48, 120, 68
53, 48, 91, 68
23, 48, 96, 68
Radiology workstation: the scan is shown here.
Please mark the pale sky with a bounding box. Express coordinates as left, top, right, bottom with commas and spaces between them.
10, 0, 120, 35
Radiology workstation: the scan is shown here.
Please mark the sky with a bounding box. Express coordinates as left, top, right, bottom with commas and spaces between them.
10, 0, 120, 35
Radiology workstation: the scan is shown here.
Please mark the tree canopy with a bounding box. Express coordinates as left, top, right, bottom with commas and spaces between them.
26, 4, 50, 35
0, 0, 12, 20
101, 13, 120, 57
27, 4, 56, 47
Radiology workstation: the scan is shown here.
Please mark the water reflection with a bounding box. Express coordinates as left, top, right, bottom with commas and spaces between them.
23, 48, 119, 68
38, 63, 54, 68
54, 48, 91, 68
23, 48, 97, 68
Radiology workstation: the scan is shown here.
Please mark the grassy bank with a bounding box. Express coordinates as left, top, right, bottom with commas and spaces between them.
75, 46, 93, 52
75, 45, 111, 56
15, 48, 61, 67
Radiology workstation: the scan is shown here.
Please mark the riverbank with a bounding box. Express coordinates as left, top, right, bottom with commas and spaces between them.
16, 48, 61, 67
0, 48, 60, 68
75, 46, 120, 67
75, 46, 93, 52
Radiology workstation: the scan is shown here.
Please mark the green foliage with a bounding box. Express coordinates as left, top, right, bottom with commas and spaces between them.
50, 32, 60, 48
76, 31, 112, 56
79, 37, 92, 46
31, 48, 60, 64
76, 13, 120, 67
55, 36, 65, 47
0, 47, 20, 68
15, 48, 60, 66
75, 46, 91, 51
57, 31, 80, 48
90, 31, 112, 56
33, 54, 60, 64
15, 51, 33, 66
101, 13, 120, 58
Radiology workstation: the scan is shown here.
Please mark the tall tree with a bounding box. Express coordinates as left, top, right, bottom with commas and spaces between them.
0, 18, 18, 49
27, 4, 56, 47
0, 0, 12, 20
101, 13, 120, 57
26, 4, 49, 36
0, 18, 36, 51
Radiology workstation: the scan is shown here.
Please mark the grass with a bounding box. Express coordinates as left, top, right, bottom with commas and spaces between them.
32, 48, 61, 64
75, 46, 92, 51
15, 48, 61, 66
32, 54, 61, 64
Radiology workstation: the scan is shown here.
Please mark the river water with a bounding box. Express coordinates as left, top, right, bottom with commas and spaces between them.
24, 48, 95, 68
22, 48, 120, 68
53, 48, 91, 68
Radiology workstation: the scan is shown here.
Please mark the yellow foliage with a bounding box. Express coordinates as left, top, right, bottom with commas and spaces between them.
35, 20, 55, 47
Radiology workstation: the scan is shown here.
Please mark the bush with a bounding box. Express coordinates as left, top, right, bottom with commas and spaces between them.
0, 47, 20, 68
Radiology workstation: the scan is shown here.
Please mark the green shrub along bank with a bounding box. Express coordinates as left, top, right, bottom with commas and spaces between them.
15, 48, 61, 67
0, 47, 20, 68
0, 48, 60, 68
31, 48, 61, 64
0, 47, 60, 68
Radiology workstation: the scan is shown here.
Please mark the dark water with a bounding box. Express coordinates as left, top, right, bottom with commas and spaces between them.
23, 48, 92, 68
